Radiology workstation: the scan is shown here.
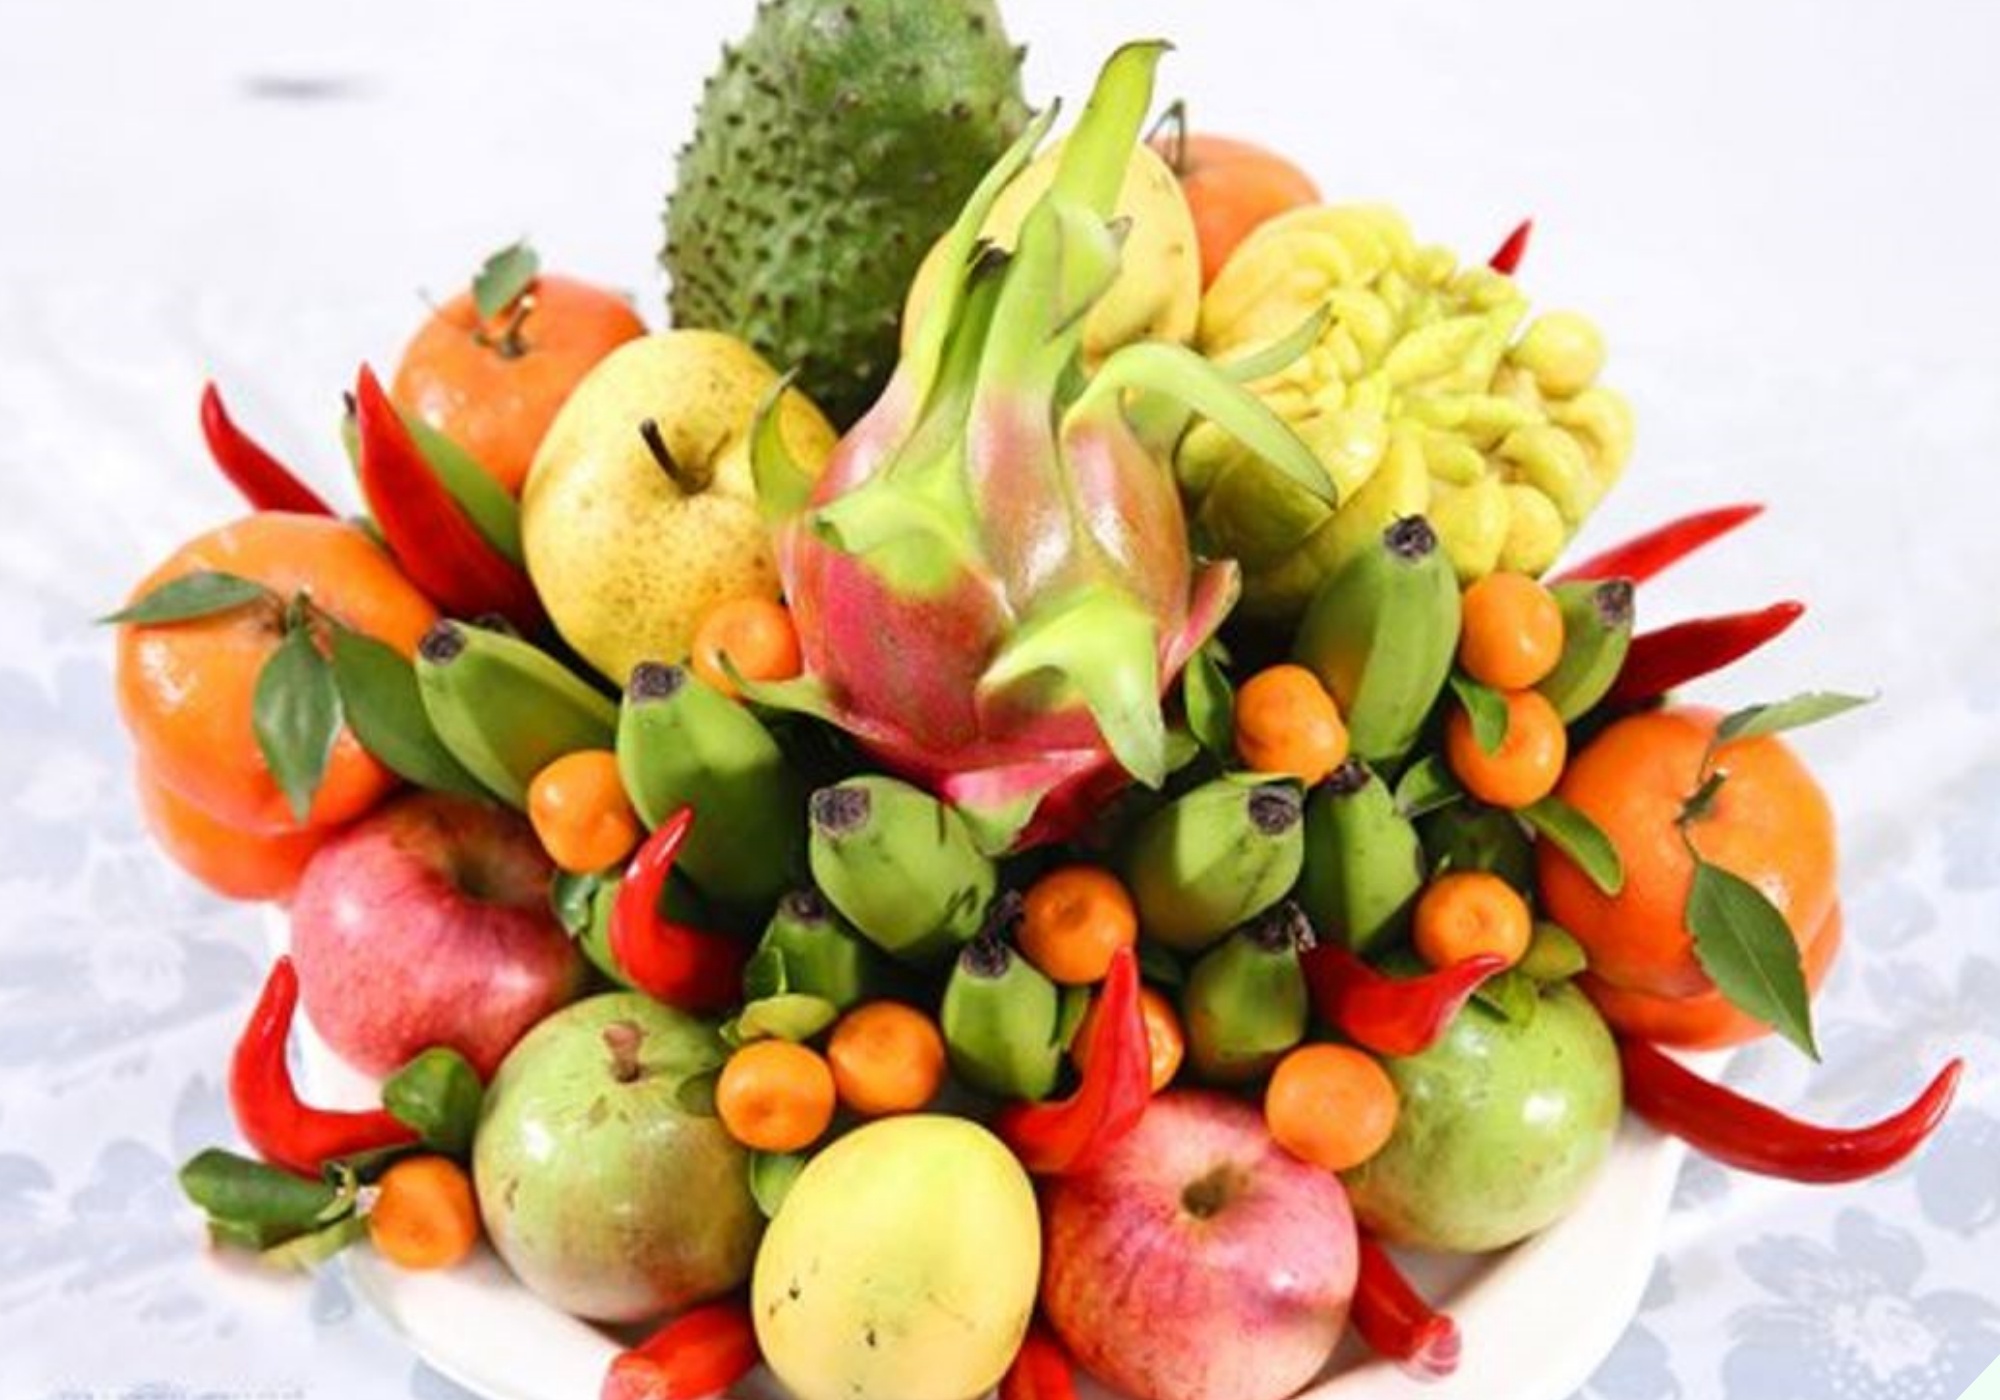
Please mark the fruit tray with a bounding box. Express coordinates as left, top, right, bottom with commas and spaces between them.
296, 981, 1687, 1400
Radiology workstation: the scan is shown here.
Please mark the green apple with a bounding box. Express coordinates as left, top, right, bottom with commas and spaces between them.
521, 330, 837, 686
471, 991, 760, 1323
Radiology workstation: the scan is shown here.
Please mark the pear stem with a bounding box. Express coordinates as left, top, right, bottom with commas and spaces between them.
639, 419, 713, 495
604, 1021, 645, 1084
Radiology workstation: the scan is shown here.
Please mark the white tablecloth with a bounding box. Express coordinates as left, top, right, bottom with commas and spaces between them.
3, 2, 1997, 1397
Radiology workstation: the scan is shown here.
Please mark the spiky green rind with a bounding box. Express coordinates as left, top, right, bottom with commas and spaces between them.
663, 0, 1030, 426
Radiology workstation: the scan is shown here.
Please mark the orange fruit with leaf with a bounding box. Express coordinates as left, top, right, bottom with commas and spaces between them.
393, 243, 646, 496
1535, 704, 1842, 1049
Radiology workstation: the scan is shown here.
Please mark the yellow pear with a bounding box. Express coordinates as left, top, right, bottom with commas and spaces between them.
901, 140, 1200, 361
521, 330, 836, 686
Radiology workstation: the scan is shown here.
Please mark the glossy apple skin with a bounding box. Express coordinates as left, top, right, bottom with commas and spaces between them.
289, 792, 588, 1078
1042, 1090, 1358, 1400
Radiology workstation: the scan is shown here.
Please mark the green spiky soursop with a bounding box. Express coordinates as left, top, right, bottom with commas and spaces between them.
663, 0, 1029, 427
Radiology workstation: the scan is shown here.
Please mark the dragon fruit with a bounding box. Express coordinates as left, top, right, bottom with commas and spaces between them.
745, 44, 1332, 851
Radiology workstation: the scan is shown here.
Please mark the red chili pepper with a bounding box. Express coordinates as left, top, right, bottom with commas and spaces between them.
199, 382, 336, 517
1487, 218, 1533, 275
1301, 944, 1507, 1058
1352, 1233, 1461, 1381
996, 946, 1151, 1175
1620, 1038, 1963, 1184
1552, 503, 1764, 585
351, 365, 544, 631
610, 809, 748, 1014
602, 1297, 759, 1400
1604, 600, 1805, 707
228, 957, 418, 1177
999, 1324, 1079, 1400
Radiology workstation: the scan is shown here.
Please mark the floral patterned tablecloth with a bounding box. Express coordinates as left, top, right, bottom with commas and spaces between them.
4, 2, 1997, 1397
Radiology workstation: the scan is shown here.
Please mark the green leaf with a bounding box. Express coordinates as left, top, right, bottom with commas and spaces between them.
382, 1048, 484, 1159
472, 240, 540, 322
1521, 796, 1625, 896
259, 1212, 369, 1272
1520, 920, 1589, 984
1685, 857, 1819, 1058
1473, 969, 1540, 1027
726, 994, 838, 1046
748, 1151, 807, 1220
101, 571, 272, 626
402, 413, 526, 565
1716, 692, 1873, 744
180, 1149, 342, 1243
675, 1067, 722, 1118
1183, 644, 1236, 762
550, 870, 604, 938
742, 945, 789, 1001
1449, 672, 1510, 755
1394, 753, 1463, 819
253, 627, 341, 824
328, 627, 485, 797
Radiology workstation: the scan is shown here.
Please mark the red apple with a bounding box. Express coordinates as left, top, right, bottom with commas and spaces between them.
1042, 1089, 1357, 1400
290, 791, 588, 1079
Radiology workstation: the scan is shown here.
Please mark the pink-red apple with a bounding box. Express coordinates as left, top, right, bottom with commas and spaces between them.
1042, 1089, 1358, 1400
290, 792, 587, 1078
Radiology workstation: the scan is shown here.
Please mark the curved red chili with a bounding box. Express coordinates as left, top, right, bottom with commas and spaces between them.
1301, 944, 1507, 1058
1605, 600, 1805, 707
1620, 1038, 1963, 1184
229, 957, 418, 1177
1487, 218, 1533, 276
609, 808, 748, 1014
602, 1296, 758, 1400
200, 383, 335, 517
351, 365, 544, 631
1553, 503, 1763, 585
996, 946, 1151, 1175
999, 1324, 1079, 1400
1353, 1233, 1461, 1380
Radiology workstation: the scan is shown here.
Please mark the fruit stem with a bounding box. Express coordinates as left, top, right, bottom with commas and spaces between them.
418, 620, 467, 666
475, 292, 535, 361
639, 419, 714, 495
628, 661, 689, 704
809, 784, 871, 838
1248, 783, 1303, 836
603, 1021, 645, 1084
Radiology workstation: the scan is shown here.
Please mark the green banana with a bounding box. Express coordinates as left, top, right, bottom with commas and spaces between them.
1537, 577, 1635, 721
1120, 776, 1305, 954
1418, 799, 1534, 893
617, 662, 807, 912
940, 896, 1063, 1101
415, 620, 616, 807
1293, 514, 1462, 765
752, 888, 888, 1012
1182, 901, 1312, 1084
807, 775, 997, 964
1298, 759, 1426, 955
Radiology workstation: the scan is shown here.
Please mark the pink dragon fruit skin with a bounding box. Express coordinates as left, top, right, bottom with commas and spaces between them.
746, 43, 1330, 851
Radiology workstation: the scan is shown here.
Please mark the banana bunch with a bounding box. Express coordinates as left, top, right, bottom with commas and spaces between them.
1184, 204, 1634, 621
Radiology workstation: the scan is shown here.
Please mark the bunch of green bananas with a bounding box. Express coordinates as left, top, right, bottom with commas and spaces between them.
1183, 204, 1633, 622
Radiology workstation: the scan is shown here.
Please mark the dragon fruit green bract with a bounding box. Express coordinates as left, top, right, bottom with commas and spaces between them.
744, 43, 1332, 851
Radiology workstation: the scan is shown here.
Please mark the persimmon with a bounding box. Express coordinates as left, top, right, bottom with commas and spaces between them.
1459, 573, 1564, 690
115, 513, 437, 835
1233, 664, 1349, 785
826, 1001, 946, 1116
1413, 871, 1533, 970
368, 1155, 480, 1270
1264, 1043, 1399, 1172
527, 749, 641, 874
1154, 125, 1321, 286
393, 271, 645, 495
1445, 689, 1567, 809
716, 1040, 836, 1154
1019, 865, 1139, 985
1537, 706, 1838, 1008
134, 759, 325, 902
689, 596, 804, 699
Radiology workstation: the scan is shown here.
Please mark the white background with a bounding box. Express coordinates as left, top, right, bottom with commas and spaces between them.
3, 2, 1998, 1397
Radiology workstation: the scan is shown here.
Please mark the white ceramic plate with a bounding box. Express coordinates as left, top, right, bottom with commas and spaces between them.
293, 976, 1688, 1400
